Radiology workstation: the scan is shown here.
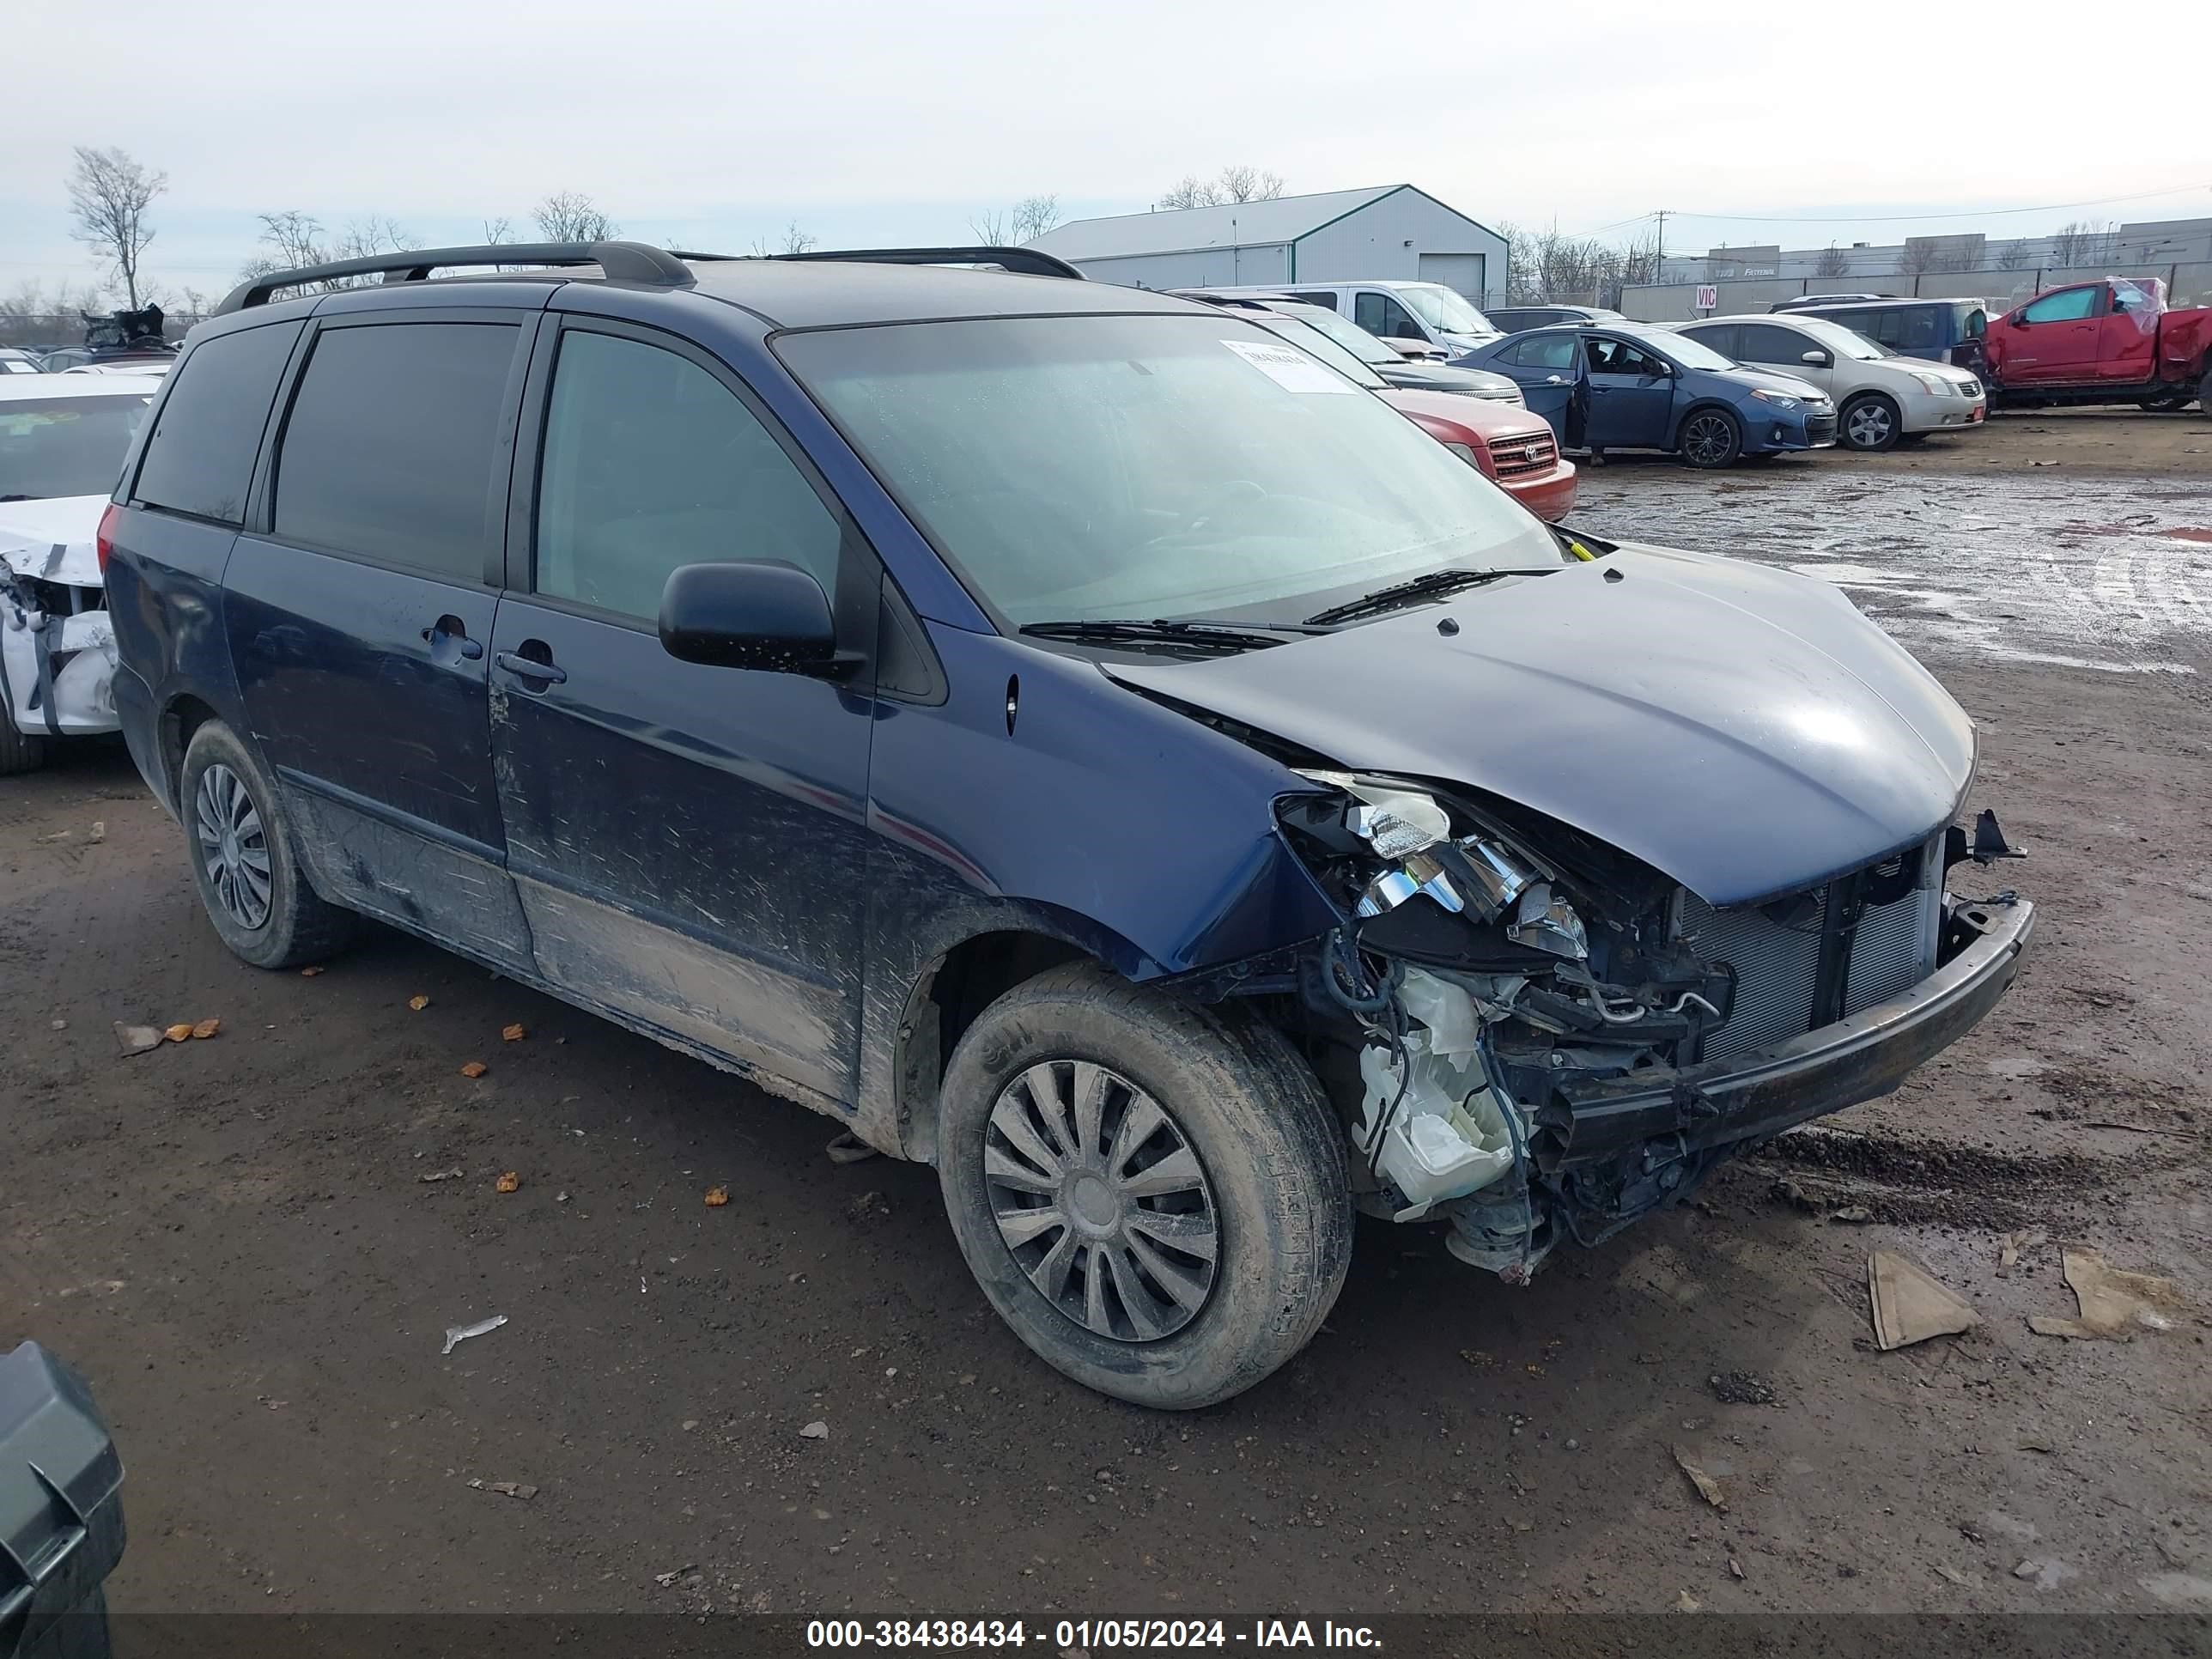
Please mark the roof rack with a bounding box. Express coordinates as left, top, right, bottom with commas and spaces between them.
770, 246, 1085, 281
212, 240, 703, 315
212, 240, 1085, 319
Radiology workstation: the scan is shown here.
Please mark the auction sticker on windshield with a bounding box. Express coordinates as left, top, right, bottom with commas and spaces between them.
1220, 337, 1358, 393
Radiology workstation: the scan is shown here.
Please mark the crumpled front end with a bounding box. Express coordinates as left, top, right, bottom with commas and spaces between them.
2, 537, 118, 740
1265, 775, 2033, 1279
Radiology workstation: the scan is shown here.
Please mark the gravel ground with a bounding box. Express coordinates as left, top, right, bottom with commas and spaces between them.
3, 410, 2209, 1620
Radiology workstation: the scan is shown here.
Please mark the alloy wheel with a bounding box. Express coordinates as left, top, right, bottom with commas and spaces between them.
1845, 401, 1895, 447
1682, 414, 1735, 465
194, 763, 272, 930
983, 1060, 1219, 1342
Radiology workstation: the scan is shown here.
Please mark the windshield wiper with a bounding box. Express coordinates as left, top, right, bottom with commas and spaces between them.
1304, 568, 1511, 626
1018, 617, 1308, 653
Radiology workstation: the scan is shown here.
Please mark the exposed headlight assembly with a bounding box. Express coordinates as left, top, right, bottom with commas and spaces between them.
1291, 772, 1589, 959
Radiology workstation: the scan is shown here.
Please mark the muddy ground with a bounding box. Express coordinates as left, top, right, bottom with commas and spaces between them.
4, 410, 2209, 1623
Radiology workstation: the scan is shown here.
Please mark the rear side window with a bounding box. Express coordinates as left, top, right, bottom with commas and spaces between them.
273, 322, 518, 580
1738, 324, 1808, 364
534, 328, 841, 620
1504, 333, 1579, 370
1683, 324, 1740, 359
1287, 290, 1340, 310
133, 321, 301, 524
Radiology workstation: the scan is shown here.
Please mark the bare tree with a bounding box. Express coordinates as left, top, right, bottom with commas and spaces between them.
1814, 244, 1851, 279
1993, 238, 2031, 270
1157, 167, 1286, 210
333, 216, 413, 262
1011, 194, 1061, 242
66, 146, 167, 310
483, 216, 515, 245
972, 195, 1062, 245
238, 210, 328, 281
2050, 219, 2116, 269
534, 191, 620, 243
1895, 240, 1943, 279
1215, 166, 1285, 204
748, 221, 821, 258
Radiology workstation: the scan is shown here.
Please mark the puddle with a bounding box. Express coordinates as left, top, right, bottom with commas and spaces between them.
1577, 471, 2211, 672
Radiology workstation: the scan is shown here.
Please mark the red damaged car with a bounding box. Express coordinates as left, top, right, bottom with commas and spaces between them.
1981, 277, 2210, 413
1176, 295, 1577, 520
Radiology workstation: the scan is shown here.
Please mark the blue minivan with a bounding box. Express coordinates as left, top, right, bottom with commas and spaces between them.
1462, 322, 1839, 466
103, 241, 2031, 1407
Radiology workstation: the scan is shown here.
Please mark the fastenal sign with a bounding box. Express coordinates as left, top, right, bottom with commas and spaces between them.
1695, 285, 1718, 312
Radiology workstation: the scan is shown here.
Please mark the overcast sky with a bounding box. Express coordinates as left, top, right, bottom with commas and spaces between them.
9, 0, 2211, 302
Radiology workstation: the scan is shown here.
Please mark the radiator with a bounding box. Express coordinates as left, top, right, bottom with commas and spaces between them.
1675, 836, 1942, 1060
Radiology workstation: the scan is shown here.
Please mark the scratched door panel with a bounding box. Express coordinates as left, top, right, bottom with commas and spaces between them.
487, 598, 872, 1106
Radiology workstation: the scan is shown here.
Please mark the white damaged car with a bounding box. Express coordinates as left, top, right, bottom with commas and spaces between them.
0, 374, 161, 774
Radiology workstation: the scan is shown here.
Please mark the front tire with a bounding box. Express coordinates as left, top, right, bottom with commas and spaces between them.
937, 961, 1352, 1409
1840, 392, 1903, 451
1677, 408, 1742, 469
180, 720, 356, 969
2138, 393, 2191, 413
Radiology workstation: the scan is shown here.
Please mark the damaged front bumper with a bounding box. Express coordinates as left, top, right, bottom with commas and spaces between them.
2, 555, 118, 742
1540, 894, 2033, 1170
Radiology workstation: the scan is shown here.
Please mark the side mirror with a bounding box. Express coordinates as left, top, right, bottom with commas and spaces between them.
2010, 313, 2029, 327
659, 561, 844, 675
1801, 349, 1832, 368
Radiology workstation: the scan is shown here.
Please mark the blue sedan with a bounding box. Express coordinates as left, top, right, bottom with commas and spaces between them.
1460, 323, 1838, 468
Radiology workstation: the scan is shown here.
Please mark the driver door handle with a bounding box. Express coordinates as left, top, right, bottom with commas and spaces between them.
495, 649, 567, 685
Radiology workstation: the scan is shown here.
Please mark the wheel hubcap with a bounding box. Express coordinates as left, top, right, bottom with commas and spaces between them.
194, 763, 272, 930
1848, 404, 1892, 446
1686, 416, 1729, 462
984, 1060, 1219, 1343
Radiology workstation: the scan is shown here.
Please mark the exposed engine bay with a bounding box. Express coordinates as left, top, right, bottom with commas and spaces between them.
1256, 771, 2032, 1279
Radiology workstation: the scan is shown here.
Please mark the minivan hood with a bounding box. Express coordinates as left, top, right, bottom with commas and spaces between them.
0, 494, 107, 586
1103, 546, 1975, 906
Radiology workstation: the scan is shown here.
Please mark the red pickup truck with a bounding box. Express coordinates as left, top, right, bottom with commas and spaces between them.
1980, 278, 2209, 412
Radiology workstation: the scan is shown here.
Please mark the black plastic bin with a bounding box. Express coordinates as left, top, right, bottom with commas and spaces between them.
0, 1344, 123, 1659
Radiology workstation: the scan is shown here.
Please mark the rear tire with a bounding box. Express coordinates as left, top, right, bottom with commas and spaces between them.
180, 720, 356, 969
2138, 393, 2191, 413
1840, 392, 1903, 452
1677, 408, 1743, 469
0, 717, 48, 776
937, 960, 1352, 1409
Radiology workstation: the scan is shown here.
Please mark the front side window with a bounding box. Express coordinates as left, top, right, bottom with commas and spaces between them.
1794, 319, 1888, 362
2021, 288, 2099, 325
1395, 284, 1493, 336
274, 322, 518, 580
0, 393, 155, 501
779, 315, 1562, 629
1585, 337, 1668, 377
133, 321, 301, 524
1739, 324, 1814, 364
1355, 292, 1423, 340
535, 329, 841, 620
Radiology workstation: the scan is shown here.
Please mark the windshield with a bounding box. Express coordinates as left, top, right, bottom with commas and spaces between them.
1795, 318, 1889, 362
1395, 284, 1495, 336
1280, 305, 1400, 366
1246, 315, 1387, 389
0, 393, 153, 501
781, 315, 1563, 629
1647, 331, 1736, 372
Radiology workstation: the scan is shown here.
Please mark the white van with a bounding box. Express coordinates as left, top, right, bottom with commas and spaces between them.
1200, 281, 1503, 360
